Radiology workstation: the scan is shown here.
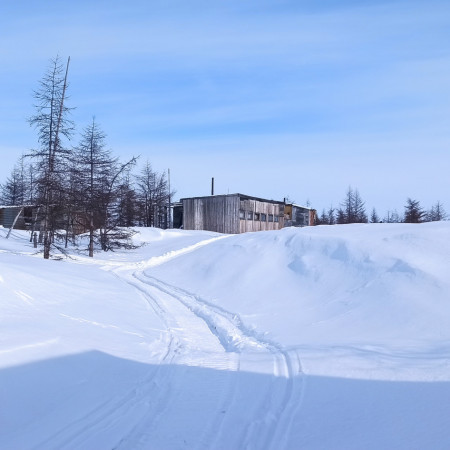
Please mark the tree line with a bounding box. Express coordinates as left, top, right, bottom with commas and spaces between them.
0, 56, 173, 259
315, 186, 447, 225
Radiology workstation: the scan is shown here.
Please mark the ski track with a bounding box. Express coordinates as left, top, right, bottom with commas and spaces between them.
40, 236, 305, 450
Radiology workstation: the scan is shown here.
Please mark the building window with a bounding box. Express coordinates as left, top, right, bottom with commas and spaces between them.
274, 215, 279, 222
255, 213, 260, 221
268, 214, 274, 222
239, 210, 245, 220
261, 213, 267, 222
247, 211, 253, 220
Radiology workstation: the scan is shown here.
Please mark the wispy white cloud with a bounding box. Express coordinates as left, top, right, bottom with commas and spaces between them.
0, 0, 449, 212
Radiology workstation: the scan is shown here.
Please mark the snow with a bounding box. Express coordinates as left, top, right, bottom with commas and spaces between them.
1, 223, 449, 449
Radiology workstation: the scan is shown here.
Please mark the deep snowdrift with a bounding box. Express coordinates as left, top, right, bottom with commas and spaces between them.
1, 223, 449, 449
149, 222, 450, 380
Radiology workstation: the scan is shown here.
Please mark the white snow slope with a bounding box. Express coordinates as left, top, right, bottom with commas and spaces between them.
1, 222, 449, 449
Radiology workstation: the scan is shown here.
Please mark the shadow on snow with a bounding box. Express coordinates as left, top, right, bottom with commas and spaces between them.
1, 351, 449, 450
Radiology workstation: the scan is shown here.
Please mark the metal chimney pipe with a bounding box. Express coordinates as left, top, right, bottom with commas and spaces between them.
211, 177, 214, 196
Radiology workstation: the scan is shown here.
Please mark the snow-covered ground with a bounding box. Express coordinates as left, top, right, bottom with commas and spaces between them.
1, 223, 449, 449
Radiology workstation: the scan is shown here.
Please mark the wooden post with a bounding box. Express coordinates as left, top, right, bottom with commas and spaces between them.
29, 206, 41, 242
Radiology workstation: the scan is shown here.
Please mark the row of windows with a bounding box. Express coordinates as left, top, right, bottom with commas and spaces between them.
239, 210, 279, 222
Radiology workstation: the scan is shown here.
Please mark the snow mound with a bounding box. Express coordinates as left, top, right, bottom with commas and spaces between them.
1, 222, 449, 449
149, 222, 450, 380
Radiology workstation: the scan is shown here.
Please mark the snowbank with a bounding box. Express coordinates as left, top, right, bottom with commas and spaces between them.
1, 223, 449, 449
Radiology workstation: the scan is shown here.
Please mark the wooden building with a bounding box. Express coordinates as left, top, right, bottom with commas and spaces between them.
0, 206, 34, 230
0, 205, 88, 236
284, 203, 317, 227
180, 194, 314, 234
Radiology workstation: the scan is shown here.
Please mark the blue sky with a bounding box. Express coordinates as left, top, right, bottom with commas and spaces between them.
1, 0, 449, 215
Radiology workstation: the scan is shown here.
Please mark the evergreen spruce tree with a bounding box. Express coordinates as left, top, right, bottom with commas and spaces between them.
403, 198, 425, 223
327, 206, 335, 225
340, 187, 367, 223
427, 201, 447, 221
319, 209, 328, 225
336, 208, 346, 224
370, 208, 380, 223
353, 189, 367, 223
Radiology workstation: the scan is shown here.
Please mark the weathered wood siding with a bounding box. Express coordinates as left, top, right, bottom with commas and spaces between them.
309, 209, 316, 225
183, 195, 240, 233
181, 194, 316, 234
239, 199, 284, 233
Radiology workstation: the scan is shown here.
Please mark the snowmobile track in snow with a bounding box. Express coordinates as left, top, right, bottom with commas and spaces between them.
41, 236, 306, 449
112, 236, 306, 450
